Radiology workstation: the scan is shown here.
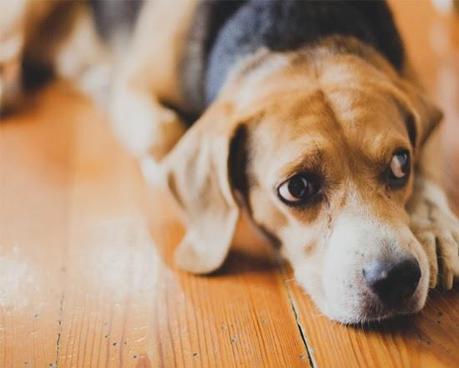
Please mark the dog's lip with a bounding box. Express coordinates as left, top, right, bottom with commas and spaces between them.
330, 286, 425, 325
342, 311, 416, 328
337, 305, 415, 325
352, 294, 423, 324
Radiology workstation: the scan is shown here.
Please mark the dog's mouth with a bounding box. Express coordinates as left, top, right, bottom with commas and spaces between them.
360, 299, 419, 323
344, 313, 418, 330
333, 305, 419, 326
336, 285, 426, 325
318, 266, 428, 325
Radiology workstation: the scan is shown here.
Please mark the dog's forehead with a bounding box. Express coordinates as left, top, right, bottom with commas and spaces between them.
251, 86, 406, 152
243, 79, 415, 248
246, 84, 411, 187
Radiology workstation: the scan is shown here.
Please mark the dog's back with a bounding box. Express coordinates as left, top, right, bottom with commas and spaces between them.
86, 0, 404, 116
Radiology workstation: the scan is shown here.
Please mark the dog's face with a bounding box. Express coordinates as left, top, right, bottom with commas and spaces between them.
163, 46, 441, 323
241, 86, 427, 323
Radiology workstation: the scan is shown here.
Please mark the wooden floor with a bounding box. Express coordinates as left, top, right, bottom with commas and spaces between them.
1, 2, 459, 367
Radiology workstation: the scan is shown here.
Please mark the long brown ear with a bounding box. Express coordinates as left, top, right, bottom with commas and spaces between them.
160, 104, 243, 274
392, 80, 443, 153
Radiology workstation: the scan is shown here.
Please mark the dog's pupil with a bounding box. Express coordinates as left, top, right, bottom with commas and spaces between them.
289, 177, 308, 198
398, 152, 408, 169
392, 152, 409, 178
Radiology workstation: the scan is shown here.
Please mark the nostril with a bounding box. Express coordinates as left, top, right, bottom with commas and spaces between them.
363, 257, 421, 305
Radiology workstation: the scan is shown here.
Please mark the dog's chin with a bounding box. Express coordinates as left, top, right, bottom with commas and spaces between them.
314, 287, 428, 326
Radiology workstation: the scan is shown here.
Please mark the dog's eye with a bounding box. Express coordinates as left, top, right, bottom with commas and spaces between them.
386, 149, 410, 187
277, 173, 321, 206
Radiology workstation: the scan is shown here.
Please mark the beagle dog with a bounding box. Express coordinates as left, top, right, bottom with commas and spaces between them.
2, 0, 459, 324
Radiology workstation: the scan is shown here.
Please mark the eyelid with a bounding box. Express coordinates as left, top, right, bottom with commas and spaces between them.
389, 147, 411, 161
275, 147, 325, 183
275, 170, 322, 190
275, 172, 325, 208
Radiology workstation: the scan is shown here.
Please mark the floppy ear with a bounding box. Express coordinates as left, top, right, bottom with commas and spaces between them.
393, 80, 443, 153
161, 105, 243, 274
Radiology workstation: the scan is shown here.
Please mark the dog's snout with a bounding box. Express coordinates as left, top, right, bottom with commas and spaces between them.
362, 257, 421, 305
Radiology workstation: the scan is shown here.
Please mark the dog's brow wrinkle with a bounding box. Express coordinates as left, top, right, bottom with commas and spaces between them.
326, 211, 333, 233
316, 89, 344, 132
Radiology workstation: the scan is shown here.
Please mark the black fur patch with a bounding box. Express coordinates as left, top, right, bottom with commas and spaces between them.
182, 0, 246, 116
205, 0, 404, 105
88, 0, 143, 40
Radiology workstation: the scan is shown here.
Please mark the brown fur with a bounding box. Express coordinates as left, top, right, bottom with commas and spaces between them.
3, 0, 458, 322
157, 32, 458, 321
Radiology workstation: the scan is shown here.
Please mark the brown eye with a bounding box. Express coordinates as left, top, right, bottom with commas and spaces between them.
277, 173, 322, 206
386, 149, 410, 187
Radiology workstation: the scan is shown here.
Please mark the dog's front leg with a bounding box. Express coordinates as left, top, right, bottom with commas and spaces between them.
107, 0, 196, 162
408, 129, 459, 289
0, 2, 27, 113
109, 85, 186, 161
0, 42, 22, 113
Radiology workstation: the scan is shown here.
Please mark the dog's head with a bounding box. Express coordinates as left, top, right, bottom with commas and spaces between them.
162, 41, 442, 323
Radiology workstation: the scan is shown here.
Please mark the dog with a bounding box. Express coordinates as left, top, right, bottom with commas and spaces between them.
2, 0, 459, 324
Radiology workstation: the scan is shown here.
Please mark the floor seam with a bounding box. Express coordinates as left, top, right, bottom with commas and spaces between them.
54, 291, 65, 367
282, 267, 317, 368
54, 125, 74, 368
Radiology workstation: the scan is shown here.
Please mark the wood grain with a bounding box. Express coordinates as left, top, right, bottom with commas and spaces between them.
0, 83, 309, 367
284, 271, 459, 368
0, 87, 76, 367
1, 1, 459, 367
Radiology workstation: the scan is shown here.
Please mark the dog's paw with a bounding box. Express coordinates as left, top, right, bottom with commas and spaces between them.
0, 60, 22, 114
0, 30, 25, 113
409, 179, 459, 289
109, 88, 186, 160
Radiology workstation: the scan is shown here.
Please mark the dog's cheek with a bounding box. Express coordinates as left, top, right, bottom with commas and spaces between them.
320, 214, 388, 320
279, 223, 329, 305
322, 245, 364, 320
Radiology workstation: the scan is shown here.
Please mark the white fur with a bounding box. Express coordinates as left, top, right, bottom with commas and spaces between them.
281, 189, 429, 323
109, 88, 159, 157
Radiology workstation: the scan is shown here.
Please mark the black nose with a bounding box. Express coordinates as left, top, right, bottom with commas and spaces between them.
363, 257, 421, 305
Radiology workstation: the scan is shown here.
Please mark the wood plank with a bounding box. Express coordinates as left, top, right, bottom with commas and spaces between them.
27, 83, 311, 367
0, 87, 75, 367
